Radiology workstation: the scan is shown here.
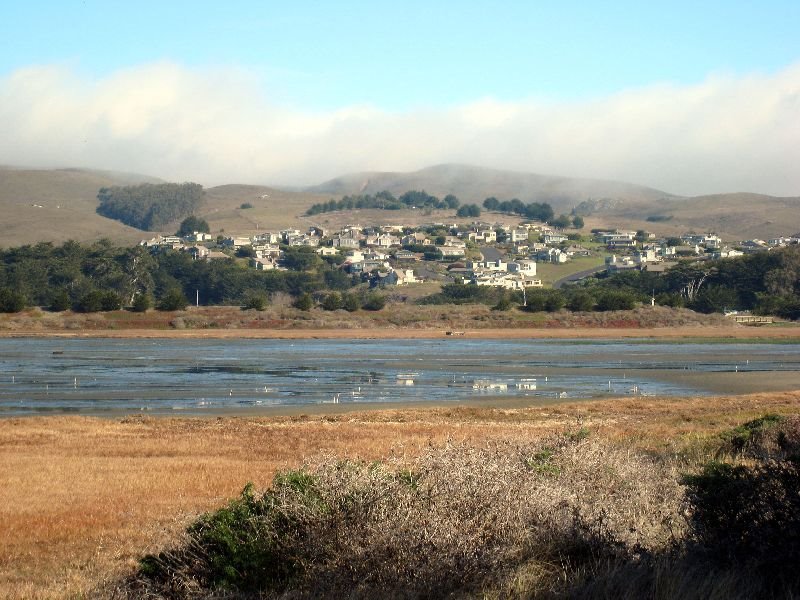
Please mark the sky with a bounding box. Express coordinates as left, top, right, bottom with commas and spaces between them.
1, 1, 798, 195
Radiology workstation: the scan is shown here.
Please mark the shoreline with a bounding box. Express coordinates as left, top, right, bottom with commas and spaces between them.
2, 325, 800, 340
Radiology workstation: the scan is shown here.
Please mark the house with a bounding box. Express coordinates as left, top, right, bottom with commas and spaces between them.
542, 233, 568, 245
713, 247, 744, 259
332, 236, 361, 249
509, 228, 530, 243
249, 257, 276, 271
316, 246, 338, 256
563, 245, 591, 257
365, 233, 400, 248
253, 232, 281, 244
222, 236, 252, 249
605, 254, 638, 270
185, 245, 209, 260
206, 251, 232, 261
507, 260, 537, 275
401, 232, 431, 246
438, 246, 464, 258
536, 248, 568, 263
393, 249, 419, 261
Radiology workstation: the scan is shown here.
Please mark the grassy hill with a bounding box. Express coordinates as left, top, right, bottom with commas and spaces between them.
0, 167, 163, 247
306, 164, 800, 239
305, 163, 676, 214
2, 165, 798, 246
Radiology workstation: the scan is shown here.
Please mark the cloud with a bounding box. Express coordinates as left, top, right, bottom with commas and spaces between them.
1, 61, 799, 195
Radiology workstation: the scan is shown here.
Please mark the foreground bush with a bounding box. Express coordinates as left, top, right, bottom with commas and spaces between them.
121, 435, 682, 598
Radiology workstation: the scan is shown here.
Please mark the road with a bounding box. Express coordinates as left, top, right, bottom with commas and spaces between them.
552, 265, 608, 288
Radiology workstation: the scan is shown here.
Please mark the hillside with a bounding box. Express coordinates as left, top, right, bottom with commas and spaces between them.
2, 165, 798, 246
306, 164, 800, 239
305, 163, 676, 213
0, 167, 162, 247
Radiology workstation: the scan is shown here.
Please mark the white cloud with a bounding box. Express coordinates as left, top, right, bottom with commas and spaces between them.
1, 61, 798, 195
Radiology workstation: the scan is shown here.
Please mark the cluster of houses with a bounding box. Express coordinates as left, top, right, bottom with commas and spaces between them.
139, 219, 800, 290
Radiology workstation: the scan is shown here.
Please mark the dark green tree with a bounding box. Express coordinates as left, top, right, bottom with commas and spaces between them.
293, 292, 314, 311
177, 215, 211, 237
158, 289, 189, 311
131, 293, 152, 313
322, 292, 342, 311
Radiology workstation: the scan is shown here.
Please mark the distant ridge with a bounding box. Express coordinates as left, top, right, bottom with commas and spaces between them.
304, 163, 677, 213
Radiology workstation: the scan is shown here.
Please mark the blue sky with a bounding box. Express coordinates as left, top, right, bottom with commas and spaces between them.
1, 1, 798, 193
3, 1, 798, 109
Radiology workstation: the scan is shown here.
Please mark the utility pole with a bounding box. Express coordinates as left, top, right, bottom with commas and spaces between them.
196, 289, 199, 307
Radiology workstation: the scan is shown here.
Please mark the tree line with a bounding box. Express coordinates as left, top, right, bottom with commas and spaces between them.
97, 182, 206, 231
0, 241, 361, 314
305, 190, 462, 215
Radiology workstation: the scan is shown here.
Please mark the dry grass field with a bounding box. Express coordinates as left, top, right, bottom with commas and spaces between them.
2, 389, 799, 598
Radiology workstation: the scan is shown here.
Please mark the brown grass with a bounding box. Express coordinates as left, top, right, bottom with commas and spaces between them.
2, 304, 790, 339
1, 390, 799, 598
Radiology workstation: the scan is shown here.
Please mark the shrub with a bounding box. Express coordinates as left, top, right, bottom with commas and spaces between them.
242, 292, 268, 311
321, 292, 342, 311
293, 292, 314, 311
341, 293, 360, 312
131, 293, 152, 313
239, 202, 254, 209
0, 288, 26, 313
128, 436, 683, 598
566, 291, 595, 312
100, 291, 122, 311
362, 293, 386, 311
595, 290, 637, 311
74, 290, 104, 313
157, 289, 189, 311
49, 289, 72, 312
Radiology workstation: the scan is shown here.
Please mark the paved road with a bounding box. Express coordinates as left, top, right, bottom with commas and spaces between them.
480, 246, 503, 261
552, 265, 608, 288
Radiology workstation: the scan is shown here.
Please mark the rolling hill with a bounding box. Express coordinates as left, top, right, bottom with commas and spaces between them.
1, 164, 798, 247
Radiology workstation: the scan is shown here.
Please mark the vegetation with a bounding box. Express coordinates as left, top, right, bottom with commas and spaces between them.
455, 203, 481, 217
176, 215, 210, 237
482, 197, 555, 222
574, 246, 800, 318
122, 413, 800, 599
305, 190, 458, 215
97, 182, 205, 231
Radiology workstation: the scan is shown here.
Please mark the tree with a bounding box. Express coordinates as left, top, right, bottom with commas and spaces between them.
49, 289, 72, 312
362, 293, 386, 311
242, 291, 268, 311
456, 204, 481, 218
177, 215, 210, 237
572, 215, 584, 229
100, 291, 122, 311
322, 292, 342, 311
566, 291, 595, 312
75, 290, 104, 313
131, 293, 152, 312
293, 292, 314, 311
0, 288, 26, 313
483, 197, 500, 211
552, 214, 571, 229
443, 194, 460, 209
158, 289, 189, 311
342, 293, 361, 312
596, 291, 637, 311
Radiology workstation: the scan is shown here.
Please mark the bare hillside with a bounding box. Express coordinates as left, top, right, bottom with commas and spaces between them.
0, 167, 162, 247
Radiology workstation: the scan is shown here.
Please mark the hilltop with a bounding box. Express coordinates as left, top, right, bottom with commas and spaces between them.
305, 163, 674, 213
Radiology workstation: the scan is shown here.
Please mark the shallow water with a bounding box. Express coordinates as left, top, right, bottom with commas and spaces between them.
0, 338, 798, 415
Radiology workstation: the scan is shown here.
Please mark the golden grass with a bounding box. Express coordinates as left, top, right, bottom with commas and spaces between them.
1, 390, 799, 598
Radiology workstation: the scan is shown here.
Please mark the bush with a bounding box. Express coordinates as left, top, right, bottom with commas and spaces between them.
595, 291, 637, 311
242, 292, 268, 311
239, 202, 254, 209
566, 291, 595, 312
100, 291, 122, 311
158, 289, 189, 311
74, 290, 104, 313
341, 293, 361, 312
131, 293, 152, 313
683, 459, 800, 576
362, 293, 386, 311
321, 292, 342, 311
293, 292, 314, 311
0, 288, 26, 313
49, 289, 72, 312
129, 436, 683, 598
